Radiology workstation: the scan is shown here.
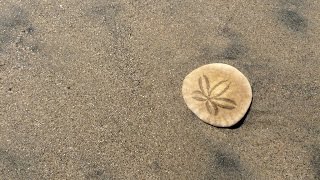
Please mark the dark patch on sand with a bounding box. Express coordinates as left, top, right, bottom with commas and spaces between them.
198, 40, 247, 61
90, 4, 121, 27
278, 9, 307, 32
149, 160, 161, 173
0, 6, 28, 28
85, 169, 113, 180
219, 26, 238, 39
84, 164, 114, 180
0, 33, 11, 46
205, 149, 247, 179
0, 6, 39, 54
213, 150, 241, 172
311, 146, 320, 179
217, 26, 248, 60
0, 6, 28, 47
221, 42, 247, 60
0, 149, 33, 179
0, 6, 26, 51
22, 26, 35, 34
220, 27, 247, 60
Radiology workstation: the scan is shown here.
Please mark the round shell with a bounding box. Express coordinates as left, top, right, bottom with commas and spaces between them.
182, 63, 252, 127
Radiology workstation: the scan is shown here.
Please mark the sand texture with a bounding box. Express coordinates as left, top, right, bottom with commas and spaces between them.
0, 0, 319, 179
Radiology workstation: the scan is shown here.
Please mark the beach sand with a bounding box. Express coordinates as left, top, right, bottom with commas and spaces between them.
0, 0, 319, 179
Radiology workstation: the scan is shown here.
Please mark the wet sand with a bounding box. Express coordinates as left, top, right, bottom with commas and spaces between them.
0, 0, 319, 179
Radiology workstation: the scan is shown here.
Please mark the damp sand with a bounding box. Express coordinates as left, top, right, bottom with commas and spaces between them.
0, 0, 319, 179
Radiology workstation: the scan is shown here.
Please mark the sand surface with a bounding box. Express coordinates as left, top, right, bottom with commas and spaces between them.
0, 0, 319, 179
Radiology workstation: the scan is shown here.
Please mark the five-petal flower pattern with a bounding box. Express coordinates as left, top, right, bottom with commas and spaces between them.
192, 75, 237, 116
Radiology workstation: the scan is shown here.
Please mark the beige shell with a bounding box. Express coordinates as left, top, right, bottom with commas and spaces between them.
182, 63, 252, 127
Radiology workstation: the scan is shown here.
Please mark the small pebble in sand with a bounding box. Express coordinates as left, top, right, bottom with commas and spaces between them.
182, 63, 252, 127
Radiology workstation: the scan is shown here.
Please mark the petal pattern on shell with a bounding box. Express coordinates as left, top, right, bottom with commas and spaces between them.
214, 82, 231, 97
192, 75, 237, 116
215, 102, 236, 109
209, 100, 219, 116
213, 97, 237, 105
209, 80, 228, 96
198, 77, 205, 94
205, 101, 213, 114
192, 97, 207, 101
203, 75, 210, 94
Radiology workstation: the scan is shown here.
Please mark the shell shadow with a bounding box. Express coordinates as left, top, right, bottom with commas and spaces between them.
197, 104, 252, 129
188, 96, 253, 129
226, 104, 252, 129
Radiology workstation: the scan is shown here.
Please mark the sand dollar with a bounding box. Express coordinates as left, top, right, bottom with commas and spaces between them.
182, 63, 252, 127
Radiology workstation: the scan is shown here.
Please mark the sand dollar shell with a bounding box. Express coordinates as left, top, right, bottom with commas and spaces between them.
182, 63, 252, 127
